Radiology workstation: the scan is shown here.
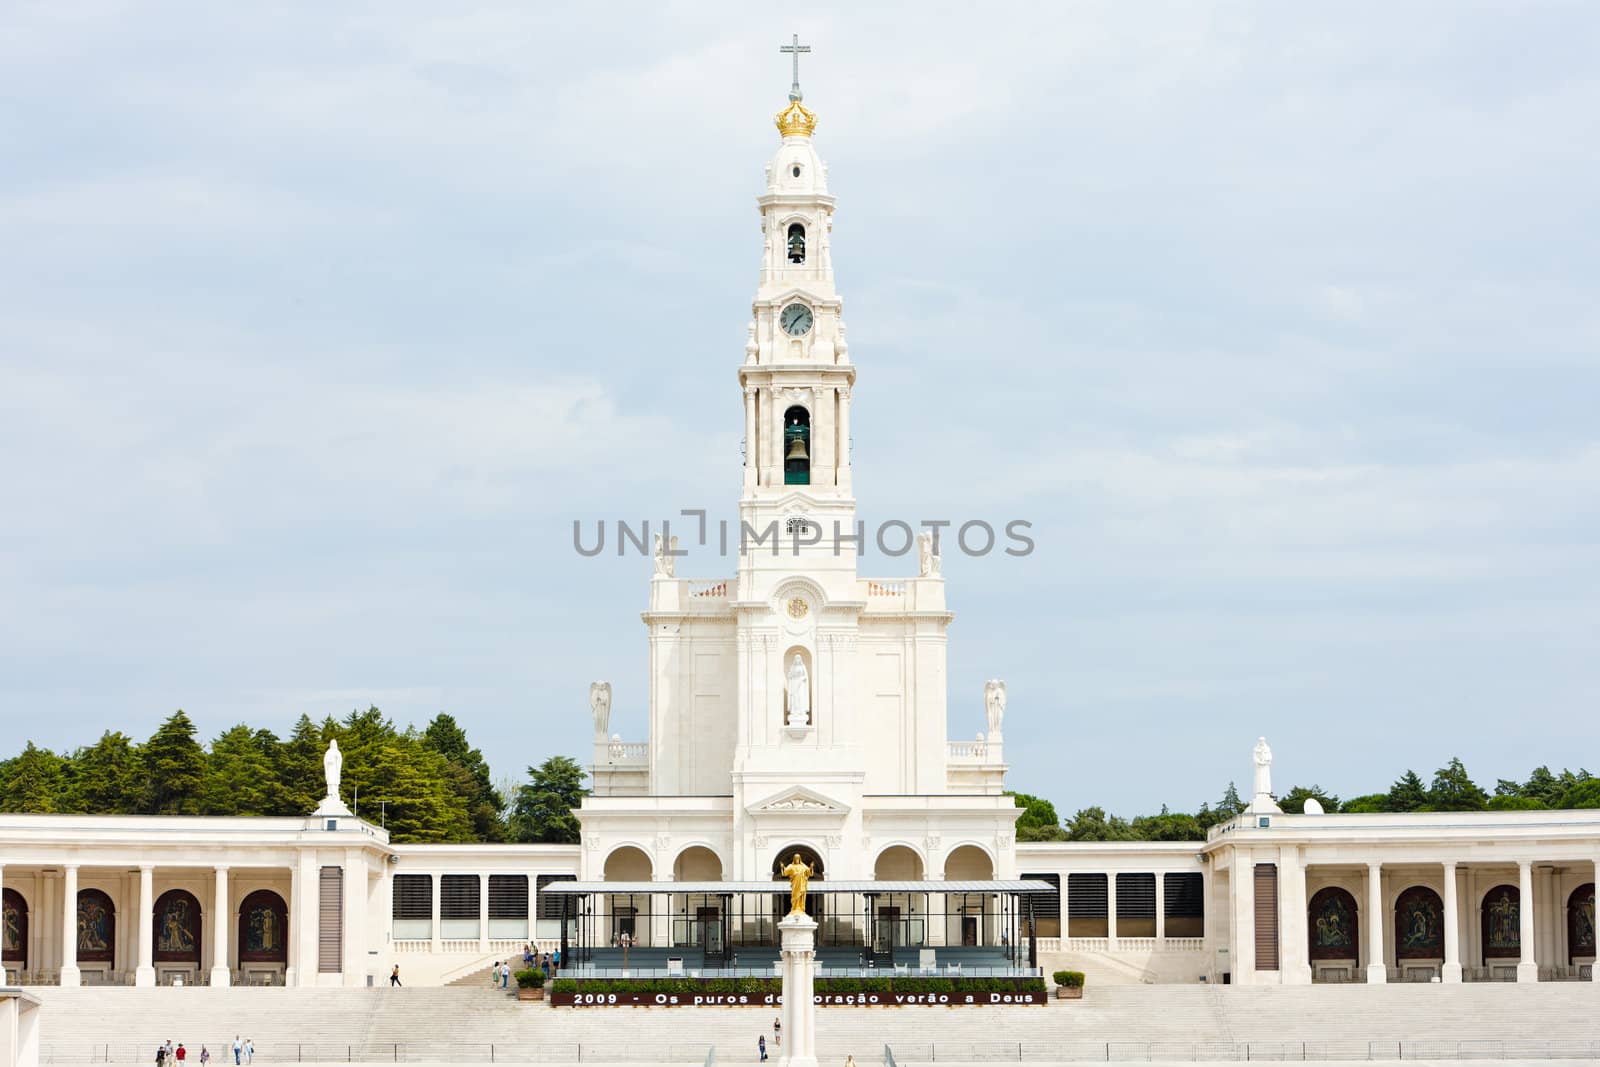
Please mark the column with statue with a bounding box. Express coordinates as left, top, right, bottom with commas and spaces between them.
777, 853, 818, 1067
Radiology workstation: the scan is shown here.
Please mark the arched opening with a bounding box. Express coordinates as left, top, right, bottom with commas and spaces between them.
2, 888, 28, 972
76, 888, 115, 963
786, 222, 806, 264
944, 845, 995, 947
1395, 885, 1443, 963
1482, 883, 1521, 962
1567, 883, 1595, 964
672, 846, 726, 956
1308, 886, 1359, 978
238, 889, 288, 966
871, 846, 925, 953
783, 406, 810, 485
153, 889, 202, 966
782, 645, 813, 727
602, 846, 653, 947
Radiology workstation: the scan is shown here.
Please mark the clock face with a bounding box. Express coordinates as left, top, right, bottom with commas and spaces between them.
780, 303, 814, 337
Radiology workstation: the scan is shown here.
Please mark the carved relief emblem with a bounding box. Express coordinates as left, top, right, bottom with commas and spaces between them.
787, 597, 809, 619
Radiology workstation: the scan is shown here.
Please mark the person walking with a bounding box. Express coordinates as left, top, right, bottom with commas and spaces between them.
200, 1047, 210, 1067
757, 1036, 767, 1063
165, 1040, 175, 1067
176, 1044, 187, 1066
489, 962, 499, 987
390, 964, 402, 987
155, 1045, 165, 1067
500, 961, 511, 989
232, 1037, 242, 1066
773, 1017, 782, 1047
244, 1039, 254, 1065
844, 1056, 857, 1067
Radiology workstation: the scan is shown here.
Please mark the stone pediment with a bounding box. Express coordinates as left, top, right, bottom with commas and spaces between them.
746, 785, 851, 817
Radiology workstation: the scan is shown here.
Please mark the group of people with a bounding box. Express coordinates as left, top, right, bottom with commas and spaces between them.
154, 1037, 252, 1067
757, 1021, 853, 1067
482, 944, 560, 989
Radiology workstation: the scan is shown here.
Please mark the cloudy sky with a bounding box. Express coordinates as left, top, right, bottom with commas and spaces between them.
3, 2, 1596, 817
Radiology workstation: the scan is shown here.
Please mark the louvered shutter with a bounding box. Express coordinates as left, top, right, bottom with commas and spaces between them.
1254, 863, 1279, 970
318, 866, 342, 973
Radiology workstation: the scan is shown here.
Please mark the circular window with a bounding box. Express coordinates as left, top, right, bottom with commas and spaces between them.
792, 165, 801, 178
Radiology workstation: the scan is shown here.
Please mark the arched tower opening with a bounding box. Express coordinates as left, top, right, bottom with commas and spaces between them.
784, 406, 811, 485
786, 222, 806, 264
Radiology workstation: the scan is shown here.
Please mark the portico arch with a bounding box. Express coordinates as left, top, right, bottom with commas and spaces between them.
602, 846, 653, 947
1395, 885, 1443, 963
76, 889, 115, 964
873, 845, 924, 880
2, 888, 27, 971
1481, 883, 1520, 963
943, 844, 995, 880
1308, 886, 1359, 974
153, 889, 202, 967
1567, 883, 1595, 964
238, 889, 288, 966
943, 845, 996, 948
673, 845, 724, 881
871, 846, 926, 953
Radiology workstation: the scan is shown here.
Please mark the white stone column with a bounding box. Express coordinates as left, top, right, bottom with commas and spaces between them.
743, 386, 757, 491
1229, 856, 1255, 984
429, 873, 442, 953
1279, 847, 1311, 985
478, 873, 490, 953
343, 851, 367, 987
134, 865, 155, 987
1365, 863, 1386, 984
59, 865, 80, 987
1517, 860, 1538, 983
1106, 874, 1118, 947
777, 913, 818, 1067
1442, 862, 1462, 983
210, 865, 231, 987
295, 851, 319, 987
836, 386, 853, 491
285, 861, 301, 988
1154, 872, 1166, 941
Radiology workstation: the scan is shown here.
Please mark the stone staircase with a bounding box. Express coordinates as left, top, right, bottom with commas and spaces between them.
21, 982, 1600, 1065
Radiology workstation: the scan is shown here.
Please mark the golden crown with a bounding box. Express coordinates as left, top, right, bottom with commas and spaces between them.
775, 98, 818, 138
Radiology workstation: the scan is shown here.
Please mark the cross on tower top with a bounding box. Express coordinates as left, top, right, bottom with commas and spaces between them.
780, 33, 811, 102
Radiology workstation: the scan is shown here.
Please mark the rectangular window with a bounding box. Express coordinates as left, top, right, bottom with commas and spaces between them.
1116, 873, 1156, 937
391, 874, 432, 940
439, 874, 480, 939
536, 875, 576, 920
1020, 872, 1061, 937
1164, 872, 1205, 937
488, 875, 529, 939
1067, 873, 1108, 938
1254, 864, 1280, 971
318, 867, 342, 974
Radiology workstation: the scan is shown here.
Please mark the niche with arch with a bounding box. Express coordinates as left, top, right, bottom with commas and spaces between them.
786, 222, 806, 264
782, 645, 814, 727
783, 406, 810, 485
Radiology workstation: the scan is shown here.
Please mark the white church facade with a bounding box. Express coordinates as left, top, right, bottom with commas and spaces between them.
2, 64, 1597, 994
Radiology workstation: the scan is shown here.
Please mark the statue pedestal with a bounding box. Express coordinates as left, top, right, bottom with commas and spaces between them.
777, 913, 818, 1067
313, 794, 353, 817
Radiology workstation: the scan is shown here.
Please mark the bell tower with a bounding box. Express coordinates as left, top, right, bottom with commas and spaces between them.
737, 39, 858, 606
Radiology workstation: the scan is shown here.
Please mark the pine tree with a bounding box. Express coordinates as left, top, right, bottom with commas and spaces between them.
1427, 757, 1488, 811
1217, 782, 1246, 818
275, 714, 326, 815
422, 712, 506, 841
0, 742, 66, 812
507, 756, 588, 843
142, 710, 206, 814
1386, 770, 1428, 812
64, 731, 144, 813
202, 724, 277, 815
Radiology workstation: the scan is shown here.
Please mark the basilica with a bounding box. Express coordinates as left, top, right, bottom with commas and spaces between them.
2, 64, 1596, 994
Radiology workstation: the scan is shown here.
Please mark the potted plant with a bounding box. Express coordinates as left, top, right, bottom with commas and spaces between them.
1053, 970, 1085, 1000
515, 967, 547, 1001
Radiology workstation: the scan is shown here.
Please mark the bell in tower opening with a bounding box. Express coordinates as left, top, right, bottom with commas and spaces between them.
783, 406, 811, 485
786, 222, 806, 264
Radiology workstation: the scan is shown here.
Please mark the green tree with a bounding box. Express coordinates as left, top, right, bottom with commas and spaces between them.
1009, 792, 1067, 842
1216, 782, 1246, 819
1340, 794, 1387, 813
202, 724, 278, 815
1487, 794, 1546, 810
1130, 810, 1205, 841
63, 731, 144, 814
274, 714, 328, 815
1386, 770, 1428, 813
332, 707, 473, 843
1559, 779, 1600, 809
142, 711, 206, 814
1064, 806, 1141, 842
422, 712, 506, 841
0, 742, 66, 812
1279, 784, 1340, 814
1427, 757, 1488, 811
508, 756, 588, 844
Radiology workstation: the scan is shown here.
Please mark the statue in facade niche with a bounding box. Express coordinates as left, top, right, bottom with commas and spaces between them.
984, 679, 1006, 737
323, 739, 342, 802
779, 853, 815, 917
785, 653, 810, 726
590, 682, 612, 741
917, 531, 941, 577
